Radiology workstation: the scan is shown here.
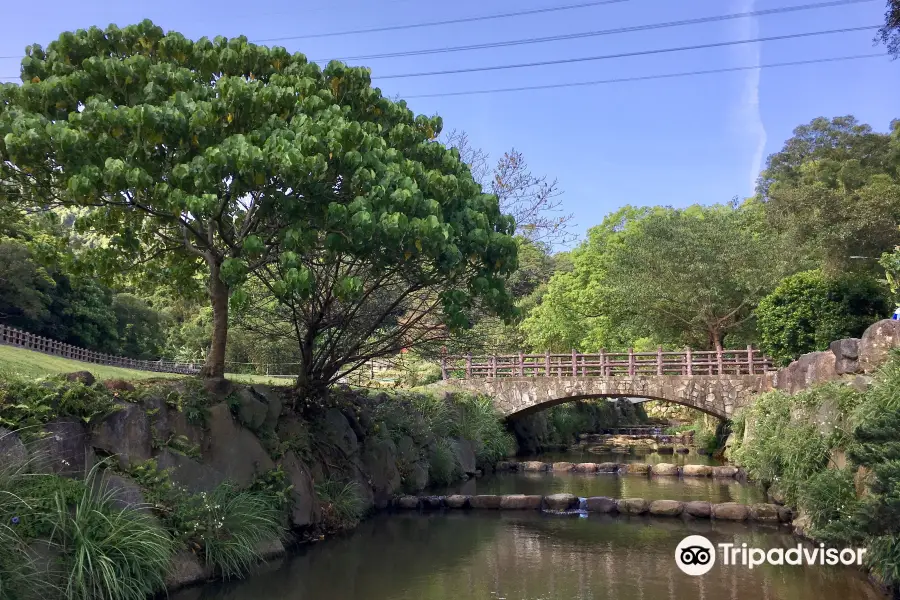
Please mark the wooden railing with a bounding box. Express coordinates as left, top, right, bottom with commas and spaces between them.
440, 346, 773, 379
0, 325, 201, 375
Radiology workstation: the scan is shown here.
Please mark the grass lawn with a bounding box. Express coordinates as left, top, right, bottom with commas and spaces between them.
0, 344, 293, 386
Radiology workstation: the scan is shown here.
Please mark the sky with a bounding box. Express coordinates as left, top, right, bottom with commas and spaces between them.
0, 0, 897, 245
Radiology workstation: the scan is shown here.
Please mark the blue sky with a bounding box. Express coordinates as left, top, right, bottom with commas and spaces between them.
1, 0, 897, 244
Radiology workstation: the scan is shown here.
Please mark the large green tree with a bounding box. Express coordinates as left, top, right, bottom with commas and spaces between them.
0, 21, 516, 381
878, 0, 900, 56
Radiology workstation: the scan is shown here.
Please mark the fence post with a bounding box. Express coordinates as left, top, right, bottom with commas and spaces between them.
657, 346, 663, 376
440, 355, 448, 380
685, 347, 692, 376
599, 349, 606, 376
466, 354, 472, 379
545, 350, 550, 377
747, 345, 754, 375
572, 349, 577, 377
716, 343, 724, 375
628, 348, 635, 376
518, 351, 524, 377
490, 355, 497, 378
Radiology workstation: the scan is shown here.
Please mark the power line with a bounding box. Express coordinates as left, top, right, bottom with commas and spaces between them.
375, 25, 880, 79
401, 53, 885, 98
316, 0, 876, 63
252, 0, 630, 42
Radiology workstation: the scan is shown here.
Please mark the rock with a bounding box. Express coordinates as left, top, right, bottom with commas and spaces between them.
656, 446, 675, 454
474, 469, 484, 478
323, 408, 359, 457
684, 501, 712, 518
617, 498, 650, 515
860, 320, 900, 373
711, 466, 738, 478
165, 551, 212, 591
255, 538, 285, 560
792, 510, 812, 536
521, 461, 549, 472
233, 388, 268, 431
650, 463, 679, 476
91, 402, 152, 469
712, 502, 750, 521
596, 462, 619, 473
36, 418, 90, 476
156, 449, 225, 493
778, 506, 794, 523
767, 482, 786, 505
681, 465, 712, 477
280, 451, 320, 527
830, 338, 861, 375
573, 462, 598, 473
551, 462, 575, 472
420, 496, 445, 510
624, 463, 650, 475
750, 503, 780, 522
64, 371, 95, 386
249, 385, 283, 429
499, 494, 543, 510
544, 493, 578, 511
675, 446, 690, 454
0, 427, 27, 467
585, 496, 618, 513
409, 462, 429, 492
203, 404, 275, 488
469, 495, 502, 509
103, 379, 135, 392
99, 473, 150, 513
445, 494, 470, 508
203, 377, 233, 397
396, 496, 420, 509
450, 438, 477, 475
649, 500, 684, 516
362, 438, 401, 509
495, 461, 518, 471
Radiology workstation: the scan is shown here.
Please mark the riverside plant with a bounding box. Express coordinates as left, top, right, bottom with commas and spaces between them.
315, 479, 365, 530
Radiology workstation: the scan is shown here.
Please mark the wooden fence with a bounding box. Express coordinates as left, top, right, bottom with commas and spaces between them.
0, 325, 201, 375
441, 346, 773, 379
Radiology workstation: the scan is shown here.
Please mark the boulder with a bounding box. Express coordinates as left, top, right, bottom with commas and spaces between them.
91, 402, 152, 468
103, 379, 135, 392
860, 320, 900, 373
361, 438, 401, 509
144, 395, 203, 448
675, 446, 690, 454
156, 449, 225, 493
750, 503, 780, 522
596, 462, 619, 473
408, 462, 429, 492
165, 551, 212, 591
36, 418, 90, 476
521, 461, 549, 472
830, 338, 861, 375
64, 371, 95, 386
450, 438, 477, 475
495, 461, 519, 472
469, 495, 502, 509
650, 463, 679, 476
323, 408, 359, 457
420, 496, 445, 510
656, 446, 675, 454
617, 498, 650, 515
624, 463, 650, 475
0, 427, 27, 467
711, 466, 739, 478
682, 465, 712, 477
249, 385, 283, 429
396, 496, 420, 509
254, 538, 286, 560
584, 496, 618, 513
500, 494, 543, 510
573, 462, 599, 473
445, 494, 470, 509
767, 482, 786, 505
684, 501, 712, 518
712, 502, 750, 521
232, 388, 268, 431
778, 506, 794, 523
203, 404, 275, 487
649, 500, 684, 516
551, 462, 575, 472
280, 451, 320, 527
544, 493, 578, 511
99, 473, 150, 513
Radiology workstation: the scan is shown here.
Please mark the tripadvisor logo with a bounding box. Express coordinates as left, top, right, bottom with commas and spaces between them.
675, 535, 867, 576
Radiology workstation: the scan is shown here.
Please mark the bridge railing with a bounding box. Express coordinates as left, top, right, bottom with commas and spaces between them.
440, 346, 773, 379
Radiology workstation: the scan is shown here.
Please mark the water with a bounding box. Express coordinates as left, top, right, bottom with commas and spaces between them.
535, 445, 721, 466
445, 471, 765, 504
177, 512, 882, 600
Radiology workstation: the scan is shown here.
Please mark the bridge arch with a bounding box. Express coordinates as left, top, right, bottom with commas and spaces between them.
445, 375, 771, 420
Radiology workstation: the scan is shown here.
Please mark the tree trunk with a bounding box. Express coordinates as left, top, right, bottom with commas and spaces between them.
202, 257, 228, 379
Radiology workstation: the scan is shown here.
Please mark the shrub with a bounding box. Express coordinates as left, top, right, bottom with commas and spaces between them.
0, 453, 44, 600
800, 467, 858, 536
428, 438, 461, 486
315, 479, 365, 530
0, 376, 118, 435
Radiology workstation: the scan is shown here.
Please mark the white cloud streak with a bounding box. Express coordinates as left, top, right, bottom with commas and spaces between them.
736, 0, 767, 193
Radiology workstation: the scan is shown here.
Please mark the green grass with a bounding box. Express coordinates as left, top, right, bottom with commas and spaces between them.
0, 345, 291, 386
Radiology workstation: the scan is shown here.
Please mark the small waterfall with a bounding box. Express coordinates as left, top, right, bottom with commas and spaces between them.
578, 497, 587, 510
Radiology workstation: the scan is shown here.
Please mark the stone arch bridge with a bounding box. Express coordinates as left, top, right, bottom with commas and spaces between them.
439, 348, 774, 420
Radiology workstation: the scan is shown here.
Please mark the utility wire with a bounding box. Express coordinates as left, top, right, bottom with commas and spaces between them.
316, 0, 876, 63
252, 0, 629, 42
401, 53, 886, 98
375, 25, 880, 79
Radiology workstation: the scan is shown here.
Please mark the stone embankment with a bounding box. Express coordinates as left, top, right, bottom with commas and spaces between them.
392, 493, 791, 523
495, 460, 743, 479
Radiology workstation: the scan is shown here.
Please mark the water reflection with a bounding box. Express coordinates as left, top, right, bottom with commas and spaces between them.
447, 471, 766, 503
177, 513, 882, 600
535, 446, 721, 466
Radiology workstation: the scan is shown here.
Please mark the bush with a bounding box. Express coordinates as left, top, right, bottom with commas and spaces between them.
427, 438, 461, 486
314, 479, 365, 530
756, 269, 889, 365
0, 376, 119, 435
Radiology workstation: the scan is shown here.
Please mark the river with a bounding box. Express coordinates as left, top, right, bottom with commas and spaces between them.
172, 448, 882, 600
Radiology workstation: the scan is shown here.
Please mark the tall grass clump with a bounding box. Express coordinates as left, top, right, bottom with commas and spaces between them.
45, 465, 174, 600
427, 438, 461, 486
0, 445, 43, 600
315, 479, 365, 530
453, 395, 514, 463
